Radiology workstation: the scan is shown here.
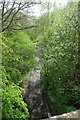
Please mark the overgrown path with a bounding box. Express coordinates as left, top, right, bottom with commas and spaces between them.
23, 49, 56, 119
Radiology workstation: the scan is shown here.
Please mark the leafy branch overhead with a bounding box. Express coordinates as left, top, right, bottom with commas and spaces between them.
1, 0, 41, 32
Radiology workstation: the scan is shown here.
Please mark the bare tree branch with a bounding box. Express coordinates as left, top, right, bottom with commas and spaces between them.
1, 0, 41, 32
2, 0, 5, 22
2, 1, 15, 24
10, 25, 37, 30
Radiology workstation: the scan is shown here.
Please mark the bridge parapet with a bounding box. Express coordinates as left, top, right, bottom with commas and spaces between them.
41, 109, 80, 120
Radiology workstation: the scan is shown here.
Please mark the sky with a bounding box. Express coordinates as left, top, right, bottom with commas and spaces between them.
1, 0, 78, 17
42, 0, 68, 5
32, 0, 69, 17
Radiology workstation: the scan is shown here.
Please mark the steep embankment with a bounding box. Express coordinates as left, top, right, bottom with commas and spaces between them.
2, 31, 36, 119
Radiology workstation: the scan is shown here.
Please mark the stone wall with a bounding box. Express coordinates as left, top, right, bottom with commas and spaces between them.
41, 109, 80, 120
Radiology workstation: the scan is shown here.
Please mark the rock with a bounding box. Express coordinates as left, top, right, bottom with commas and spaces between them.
23, 69, 56, 120
42, 110, 80, 120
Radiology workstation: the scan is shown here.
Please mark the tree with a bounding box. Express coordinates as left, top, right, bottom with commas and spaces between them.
2, 28, 36, 119
1, 0, 41, 32
36, 2, 80, 114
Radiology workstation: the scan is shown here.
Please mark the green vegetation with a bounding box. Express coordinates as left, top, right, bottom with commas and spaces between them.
36, 2, 80, 114
1, 1, 80, 119
2, 31, 36, 119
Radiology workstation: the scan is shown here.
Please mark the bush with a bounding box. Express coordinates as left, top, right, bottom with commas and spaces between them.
38, 2, 80, 114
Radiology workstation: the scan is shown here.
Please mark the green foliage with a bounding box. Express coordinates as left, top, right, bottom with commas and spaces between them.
2, 31, 36, 83
2, 1, 80, 118
2, 30, 36, 119
37, 2, 80, 114
2, 67, 29, 119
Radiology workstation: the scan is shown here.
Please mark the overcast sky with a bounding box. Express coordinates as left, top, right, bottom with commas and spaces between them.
32, 0, 69, 17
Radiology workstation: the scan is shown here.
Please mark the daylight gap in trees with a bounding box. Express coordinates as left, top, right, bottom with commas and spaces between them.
1, 0, 41, 32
